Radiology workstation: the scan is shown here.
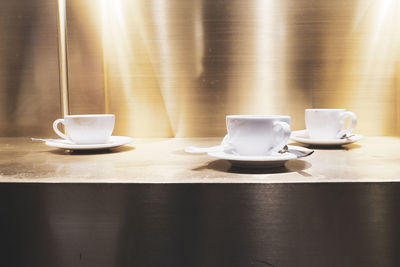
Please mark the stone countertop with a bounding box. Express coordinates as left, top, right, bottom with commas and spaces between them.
0, 137, 399, 183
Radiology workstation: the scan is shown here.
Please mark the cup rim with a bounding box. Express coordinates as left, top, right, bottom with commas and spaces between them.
64, 114, 115, 118
226, 115, 290, 120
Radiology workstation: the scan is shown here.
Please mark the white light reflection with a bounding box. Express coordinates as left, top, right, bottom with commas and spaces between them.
152, 0, 176, 135
98, 0, 176, 136
350, 0, 400, 134
251, 0, 277, 114
101, 0, 134, 116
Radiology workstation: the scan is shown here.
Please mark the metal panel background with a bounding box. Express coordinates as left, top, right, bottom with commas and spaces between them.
67, 0, 105, 115
1, 183, 400, 266
66, 0, 400, 137
0, 0, 399, 137
0, 0, 61, 137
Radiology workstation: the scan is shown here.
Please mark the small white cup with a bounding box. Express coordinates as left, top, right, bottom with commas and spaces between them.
305, 109, 357, 139
225, 115, 291, 156
53, 114, 115, 144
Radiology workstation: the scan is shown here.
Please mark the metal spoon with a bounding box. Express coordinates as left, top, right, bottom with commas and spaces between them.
280, 145, 314, 158
31, 137, 73, 144
340, 134, 355, 139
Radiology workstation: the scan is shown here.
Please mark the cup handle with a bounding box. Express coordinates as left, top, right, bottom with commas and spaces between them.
273, 121, 291, 153
52, 119, 68, 140
337, 111, 357, 138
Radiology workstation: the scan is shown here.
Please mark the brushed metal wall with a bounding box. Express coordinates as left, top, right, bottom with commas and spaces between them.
0, 0, 61, 137
66, 0, 400, 137
2, 183, 400, 266
1, 0, 399, 137
67, 0, 105, 116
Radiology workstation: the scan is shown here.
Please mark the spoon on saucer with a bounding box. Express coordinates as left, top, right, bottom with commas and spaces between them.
186, 141, 314, 158
185, 135, 230, 154
31, 137, 73, 144
283, 145, 314, 158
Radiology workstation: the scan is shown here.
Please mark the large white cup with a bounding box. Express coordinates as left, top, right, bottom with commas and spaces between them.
225, 115, 291, 156
305, 109, 357, 139
53, 114, 115, 144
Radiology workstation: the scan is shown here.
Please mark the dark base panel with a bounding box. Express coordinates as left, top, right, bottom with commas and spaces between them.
1, 183, 400, 267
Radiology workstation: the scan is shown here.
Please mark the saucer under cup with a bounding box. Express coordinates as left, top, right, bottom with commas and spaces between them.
208, 145, 312, 168
53, 114, 115, 145
226, 115, 291, 156
45, 136, 133, 150
291, 130, 363, 146
305, 109, 357, 139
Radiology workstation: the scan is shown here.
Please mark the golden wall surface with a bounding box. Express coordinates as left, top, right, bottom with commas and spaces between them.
1, 0, 399, 137
0, 0, 61, 136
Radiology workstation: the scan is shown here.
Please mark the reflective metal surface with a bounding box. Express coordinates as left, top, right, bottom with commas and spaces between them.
2, 136, 400, 183
65, 0, 400, 137
0, 0, 61, 136
1, 183, 400, 266
66, 0, 106, 115
57, 0, 70, 116
1, 0, 400, 137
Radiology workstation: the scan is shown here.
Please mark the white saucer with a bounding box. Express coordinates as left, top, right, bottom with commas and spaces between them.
207, 145, 312, 168
45, 136, 134, 150
291, 130, 363, 146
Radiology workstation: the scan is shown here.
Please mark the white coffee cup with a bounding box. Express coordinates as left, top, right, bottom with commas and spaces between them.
53, 114, 115, 144
225, 115, 291, 156
305, 109, 357, 139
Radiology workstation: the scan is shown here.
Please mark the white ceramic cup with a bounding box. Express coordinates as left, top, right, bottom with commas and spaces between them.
305, 109, 357, 139
53, 114, 115, 144
225, 115, 291, 156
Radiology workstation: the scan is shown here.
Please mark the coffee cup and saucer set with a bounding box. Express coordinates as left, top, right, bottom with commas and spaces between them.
33, 114, 133, 150
186, 115, 314, 168
291, 109, 363, 146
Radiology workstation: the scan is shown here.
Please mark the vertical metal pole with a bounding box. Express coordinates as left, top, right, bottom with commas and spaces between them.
56, 0, 70, 116
397, 61, 400, 136
101, 0, 109, 114
103, 55, 109, 114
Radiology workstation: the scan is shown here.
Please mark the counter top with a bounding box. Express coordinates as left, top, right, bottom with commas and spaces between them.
0, 137, 399, 183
